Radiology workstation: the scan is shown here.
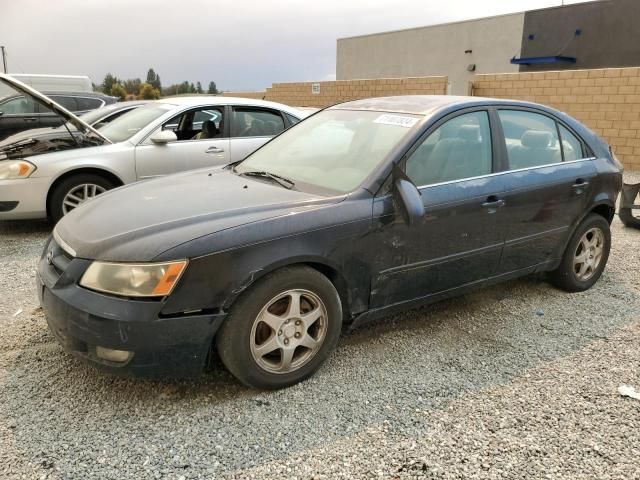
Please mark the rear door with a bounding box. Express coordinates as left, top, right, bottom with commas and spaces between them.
496, 108, 597, 273
134, 105, 230, 179
229, 107, 287, 161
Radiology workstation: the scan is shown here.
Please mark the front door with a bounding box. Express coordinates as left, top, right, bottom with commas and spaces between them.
370, 109, 506, 308
134, 105, 230, 179
495, 108, 597, 273
0, 95, 39, 139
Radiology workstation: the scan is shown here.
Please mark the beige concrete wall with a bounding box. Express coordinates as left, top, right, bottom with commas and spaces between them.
224, 76, 448, 108
337, 13, 524, 95
472, 67, 640, 171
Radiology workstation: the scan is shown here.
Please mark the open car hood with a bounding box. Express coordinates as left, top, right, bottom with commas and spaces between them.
0, 73, 111, 144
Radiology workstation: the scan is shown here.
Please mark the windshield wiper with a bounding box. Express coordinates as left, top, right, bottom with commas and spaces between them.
240, 170, 295, 189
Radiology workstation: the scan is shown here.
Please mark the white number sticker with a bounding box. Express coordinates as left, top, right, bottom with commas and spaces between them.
373, 114, 419, 128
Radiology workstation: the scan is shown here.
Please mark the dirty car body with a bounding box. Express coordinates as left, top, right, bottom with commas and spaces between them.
37, 95, 622, 384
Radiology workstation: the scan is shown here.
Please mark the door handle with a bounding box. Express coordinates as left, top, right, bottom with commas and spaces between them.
206, 146, 224, 154
572, 180, 589, 188
482, 197, 506, 209
23, 117, 37, 122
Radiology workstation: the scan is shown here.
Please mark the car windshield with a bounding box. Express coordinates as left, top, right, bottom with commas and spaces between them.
98, 104, 171, 143
235, 109, 421, 193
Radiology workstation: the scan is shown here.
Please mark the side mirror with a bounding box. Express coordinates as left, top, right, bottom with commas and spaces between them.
150, 129, 177, 144
394, 177, 425, 226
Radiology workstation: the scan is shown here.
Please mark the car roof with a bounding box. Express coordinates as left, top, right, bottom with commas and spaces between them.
330, 95, 543, 115
156, 95, 300, 111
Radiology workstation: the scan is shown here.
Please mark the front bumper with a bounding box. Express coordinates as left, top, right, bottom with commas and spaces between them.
37, 238, 226, 377
0, 177, 50, 220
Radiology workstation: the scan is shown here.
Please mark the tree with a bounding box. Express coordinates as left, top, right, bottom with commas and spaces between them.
189, 82, 196, 93
138, 82, 161, 100
207, 81, 219, 94
196, 81, 203, 94
146, 68, 161, 91
102, 73, 120, 94
122, 78, 142, 95
110, 83, 127, 101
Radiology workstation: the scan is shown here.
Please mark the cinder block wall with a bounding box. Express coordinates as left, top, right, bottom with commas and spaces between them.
472, 67, 640, 171
224, 76, 448, 108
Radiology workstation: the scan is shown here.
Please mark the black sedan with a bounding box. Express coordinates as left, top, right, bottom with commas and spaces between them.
38, 95, 623, 389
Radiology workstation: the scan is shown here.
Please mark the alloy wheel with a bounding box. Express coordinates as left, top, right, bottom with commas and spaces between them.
573, 227, 605, 281
250, 289, 328, 374
62, 183, 107, 215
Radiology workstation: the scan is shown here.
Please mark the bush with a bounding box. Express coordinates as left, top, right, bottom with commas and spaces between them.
138, 83, 161, 100
110, 83, 127, 101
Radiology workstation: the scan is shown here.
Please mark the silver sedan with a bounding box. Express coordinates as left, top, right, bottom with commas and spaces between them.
0, 74, 310, 222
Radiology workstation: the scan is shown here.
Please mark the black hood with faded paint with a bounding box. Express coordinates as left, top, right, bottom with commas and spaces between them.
55, 168, 346, 262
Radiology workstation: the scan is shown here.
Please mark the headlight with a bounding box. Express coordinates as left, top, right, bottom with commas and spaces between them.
80, 260, 187, 297
0, 160, 36, 179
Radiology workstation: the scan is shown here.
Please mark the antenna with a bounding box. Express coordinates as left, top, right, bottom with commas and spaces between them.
0, 46, 7, 73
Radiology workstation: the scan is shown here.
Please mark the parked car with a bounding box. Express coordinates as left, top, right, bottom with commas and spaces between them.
39, 95, 622, 389
0, 87, 117, 140
0, 100, 150, 157
619, 181, 640, 228
0, 73, 310, 222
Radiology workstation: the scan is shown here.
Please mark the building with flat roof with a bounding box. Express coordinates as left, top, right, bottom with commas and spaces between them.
336, 0, 640, 95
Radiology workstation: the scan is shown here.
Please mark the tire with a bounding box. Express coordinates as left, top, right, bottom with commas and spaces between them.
548, 214, 611, 292
619, 207, 640, 229
49, 173, 116, 223
216, 266, 342, 389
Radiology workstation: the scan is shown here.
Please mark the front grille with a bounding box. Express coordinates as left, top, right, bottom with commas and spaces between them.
45, 238, 75, 279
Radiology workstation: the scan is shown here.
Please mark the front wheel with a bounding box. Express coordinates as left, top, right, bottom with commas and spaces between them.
216, 266, 342, 389
49, 174, 116, 223
548, 214, 611, 292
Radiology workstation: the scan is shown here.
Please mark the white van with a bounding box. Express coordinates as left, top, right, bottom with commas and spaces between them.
0, 74, 93, 96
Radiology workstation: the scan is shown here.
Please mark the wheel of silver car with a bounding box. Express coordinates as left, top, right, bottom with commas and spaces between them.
49, 173, 117, 223
572, 227, 605, 282
62, 183, 107, 215
250, 289, 328, 374
216, 266, 342, 389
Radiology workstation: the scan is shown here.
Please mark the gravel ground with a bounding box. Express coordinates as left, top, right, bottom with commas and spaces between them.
1, 173, 639, 480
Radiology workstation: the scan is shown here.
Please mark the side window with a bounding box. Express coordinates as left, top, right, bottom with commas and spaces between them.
231, 108, 285, 137
50, 96, 78, 112
285, 112, 301, 126
405, 111, 492, 186
76, 97, 104, 111
161, 107, 224, 141
0, 96, 36, 114
498, 110, 561, 170
559, 124, 585, 161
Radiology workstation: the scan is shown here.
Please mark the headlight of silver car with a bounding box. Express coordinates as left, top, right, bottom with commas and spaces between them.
79, 260, 188, 297
0, 160, 36, 179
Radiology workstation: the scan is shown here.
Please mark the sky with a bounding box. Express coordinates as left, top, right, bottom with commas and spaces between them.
0, 0, 596, 91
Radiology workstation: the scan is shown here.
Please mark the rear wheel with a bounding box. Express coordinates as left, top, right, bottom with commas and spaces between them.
216, 266, 342, 389
548, 214, 611, 292
49, 173, 116, 223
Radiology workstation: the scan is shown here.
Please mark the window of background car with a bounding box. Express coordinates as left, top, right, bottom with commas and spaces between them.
498, 110, 562, 170
99, 105, 171, 143
235, 109, 421, 194
76, 97, 104, 111
558, 124, 585, 161
49, 95, 78, 112
231, 108, 285, 137
405, 111, 492, 186
0, 96, 36, 114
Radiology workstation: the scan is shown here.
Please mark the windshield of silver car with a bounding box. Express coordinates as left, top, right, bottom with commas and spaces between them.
98, 105, 171, 143
235, 109, 422, 193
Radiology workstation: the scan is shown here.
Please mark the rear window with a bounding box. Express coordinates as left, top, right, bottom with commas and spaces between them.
76, 97, 104, 111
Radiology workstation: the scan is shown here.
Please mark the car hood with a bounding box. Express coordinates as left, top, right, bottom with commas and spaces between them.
55, 168, 345, 262
0, 73, 110, 143
0, 126, 100, 160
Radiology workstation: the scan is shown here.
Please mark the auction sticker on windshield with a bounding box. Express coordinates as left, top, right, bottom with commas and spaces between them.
373, 114, 419, 128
